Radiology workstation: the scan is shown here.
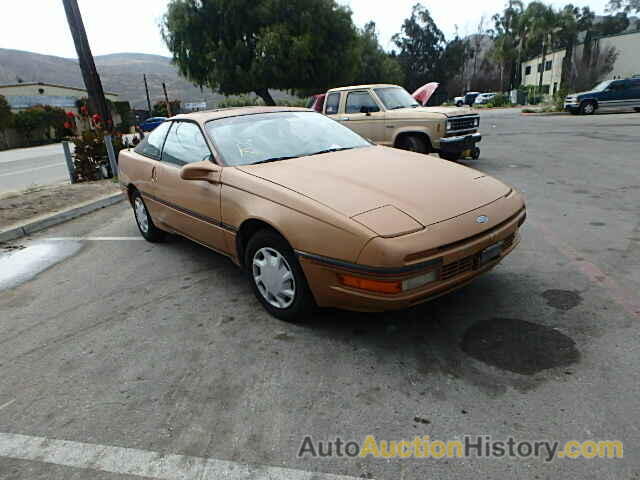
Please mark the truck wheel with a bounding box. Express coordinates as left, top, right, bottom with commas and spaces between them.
580, 101, 596, 115
456, 101, 464, 107
397, 135, 428, 154
634, 108, 640, 113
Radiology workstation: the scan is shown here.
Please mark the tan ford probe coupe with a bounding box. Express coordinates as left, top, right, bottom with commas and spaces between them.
119, 107, 526, 321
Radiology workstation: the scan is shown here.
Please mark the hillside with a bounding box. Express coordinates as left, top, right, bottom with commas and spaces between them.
0, 49, 291, 109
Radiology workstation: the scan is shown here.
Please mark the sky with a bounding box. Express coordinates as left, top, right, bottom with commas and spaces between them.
0, 0, 613, 59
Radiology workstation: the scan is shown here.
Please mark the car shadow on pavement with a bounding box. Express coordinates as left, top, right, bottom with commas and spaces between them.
304, 273, 580, 397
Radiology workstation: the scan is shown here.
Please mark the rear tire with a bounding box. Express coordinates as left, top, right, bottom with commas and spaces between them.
456, 101, 463, 107
634, 107, 640, 113
579, 101, 596, 115
245, 229, 315, 322
131, 190, 166, 242
397, 134, 429, 154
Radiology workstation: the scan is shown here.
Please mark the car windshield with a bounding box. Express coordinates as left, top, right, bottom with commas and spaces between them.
374, 87, 420, 110
593, 80, 611, 91
205, 111, 371, 166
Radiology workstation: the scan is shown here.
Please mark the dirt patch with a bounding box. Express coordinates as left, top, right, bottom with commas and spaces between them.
0, 180, 121, 229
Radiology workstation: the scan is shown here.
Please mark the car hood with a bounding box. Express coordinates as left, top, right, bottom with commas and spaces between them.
387, 106, 474, 118
236, 146, 510, 229
573, 89, 601, 97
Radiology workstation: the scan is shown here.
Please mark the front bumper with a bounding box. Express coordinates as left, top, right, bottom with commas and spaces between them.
298, 205, 525, 312
438, 132, 482, 153
564, 100, 579, 111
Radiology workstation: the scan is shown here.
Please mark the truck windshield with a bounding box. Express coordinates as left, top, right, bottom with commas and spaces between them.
593, 80, 611, 91
374, 87, 420, 110
205, 111, 371, 166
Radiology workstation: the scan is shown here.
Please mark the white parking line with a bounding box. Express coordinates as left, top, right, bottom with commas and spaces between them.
0, 163, 65, 177
44, 237, 145, 241
0, 432, 364, 480
0, 399, 15, 411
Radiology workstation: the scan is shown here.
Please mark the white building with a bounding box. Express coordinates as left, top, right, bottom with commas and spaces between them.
521, 30, 640, 94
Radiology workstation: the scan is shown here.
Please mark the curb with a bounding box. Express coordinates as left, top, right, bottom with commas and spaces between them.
0, 192, 125, 243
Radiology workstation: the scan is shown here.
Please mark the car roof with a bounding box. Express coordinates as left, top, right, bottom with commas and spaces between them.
327, 84, 399, 93
170, 106, 312, 124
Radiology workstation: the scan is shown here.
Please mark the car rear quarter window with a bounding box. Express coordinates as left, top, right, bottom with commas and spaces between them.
161, 122, 212, 166
325, 92, 340, 114
135, 121, 171, 159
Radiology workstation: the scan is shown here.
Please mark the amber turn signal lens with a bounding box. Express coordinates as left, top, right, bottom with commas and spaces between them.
338, 274, 402, 294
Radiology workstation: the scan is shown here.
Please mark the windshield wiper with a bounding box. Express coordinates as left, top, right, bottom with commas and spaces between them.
251, 155, 300, 165
307, 147, 355, 156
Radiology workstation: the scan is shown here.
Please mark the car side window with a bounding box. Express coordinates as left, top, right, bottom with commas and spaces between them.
161, 121, 212, 166
325, 93, 340, 115
345, 91, 380, 114
609, 81, 627, 91
134, 121, 171, 159
631, 79, 640, 91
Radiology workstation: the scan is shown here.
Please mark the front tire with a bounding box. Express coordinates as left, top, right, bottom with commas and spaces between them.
245, 230, 315, 322
397, 134, 429, 154
580, 101, 596, 115
131, 190, 165, 242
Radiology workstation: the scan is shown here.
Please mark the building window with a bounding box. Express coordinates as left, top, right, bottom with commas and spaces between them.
537, 63, 543, 73
553, 82, 558, 94
541, 85, 550, 94
545, 60, 552, 71
525, 65, 531, 75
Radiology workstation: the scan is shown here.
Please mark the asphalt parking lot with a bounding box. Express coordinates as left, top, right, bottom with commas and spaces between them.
1, 108, 639, 479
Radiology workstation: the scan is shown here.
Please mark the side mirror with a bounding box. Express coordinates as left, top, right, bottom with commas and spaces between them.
180, 160, 220, 183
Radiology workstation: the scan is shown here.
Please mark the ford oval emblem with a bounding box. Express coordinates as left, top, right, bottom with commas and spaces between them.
476, 215, 489, 224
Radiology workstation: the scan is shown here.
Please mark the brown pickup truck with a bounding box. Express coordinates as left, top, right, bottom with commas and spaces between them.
320, 84, 481, 161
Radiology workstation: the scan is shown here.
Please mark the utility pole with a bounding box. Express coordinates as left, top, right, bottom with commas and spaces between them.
62, 0, 112, 129
143, 74, 152, 113
162, 82, 172, 117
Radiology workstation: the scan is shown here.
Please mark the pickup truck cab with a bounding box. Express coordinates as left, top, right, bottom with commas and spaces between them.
323, 84, 481, 161
564, 77, 640, 115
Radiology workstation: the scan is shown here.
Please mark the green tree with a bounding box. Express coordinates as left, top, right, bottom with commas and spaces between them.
0, 95, 14, 149
14, 108, 47, 145
607, 0, 640, 13
490, 0, 524, 89
162, 0, 359, 105
392, 3, 446, 93
354, 22, 404, 85
152, 100, 181, 117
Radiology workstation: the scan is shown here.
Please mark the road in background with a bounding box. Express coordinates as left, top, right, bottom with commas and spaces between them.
0, 144, 71, 193
0, 110, 639, 479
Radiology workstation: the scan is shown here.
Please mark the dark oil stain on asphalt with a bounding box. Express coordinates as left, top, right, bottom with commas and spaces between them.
590, 221, 606, 227
461, 318, 580, 375
542, 289, 583, 311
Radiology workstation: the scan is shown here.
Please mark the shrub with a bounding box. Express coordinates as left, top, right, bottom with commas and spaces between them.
70, 129, 127, 182
216, 95, 309, 108
490, 93, 510, 107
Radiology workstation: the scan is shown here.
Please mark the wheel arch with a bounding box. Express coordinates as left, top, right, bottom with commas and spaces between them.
393, 130, 433, 150
235, 218, 289, 268
581, 98, 598, 109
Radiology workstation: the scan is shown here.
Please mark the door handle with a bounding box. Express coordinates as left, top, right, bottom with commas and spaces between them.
340, 117, 350, 121
151, 166, 157, 183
